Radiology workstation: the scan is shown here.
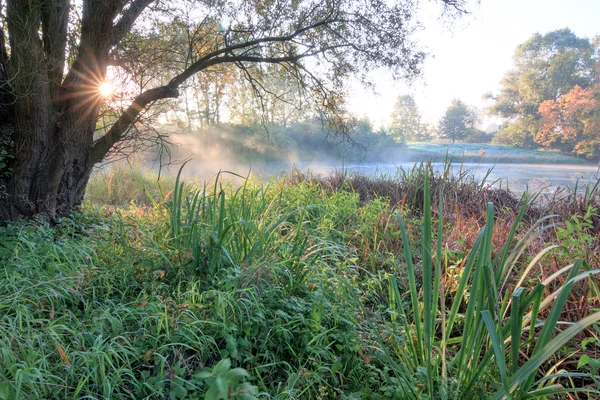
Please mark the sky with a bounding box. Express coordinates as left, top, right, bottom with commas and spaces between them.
349, 0, 600, 130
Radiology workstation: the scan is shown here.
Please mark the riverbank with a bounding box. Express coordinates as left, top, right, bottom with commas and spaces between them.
1, 164, 599, 398
405, 142, 594, 164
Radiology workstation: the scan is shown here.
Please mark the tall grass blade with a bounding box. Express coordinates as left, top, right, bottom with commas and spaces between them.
491, 311, 600, 399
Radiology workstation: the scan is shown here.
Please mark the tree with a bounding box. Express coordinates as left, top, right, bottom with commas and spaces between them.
228, 63, 311, 127
389, 95, 427, 142
438, 99, 478, 143
488, 28, 597, 147
0, 0, 470, 222
537, 85, 600, 158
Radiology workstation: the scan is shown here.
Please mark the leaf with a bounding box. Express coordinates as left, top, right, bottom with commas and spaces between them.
581, 337, 596, 350
195, 370, 213, 379
578, 354, 591, 369
226, 368, 250, 383
213, 358, 231, 375
490, 311, 600, 399
215, 376, 227, 398
331, 361, 342, 373
56, 344, 71, 367
0, 383, 11, 400
170, 384, 188, 399
205, 384, 219, 400
144, 349, 154, 361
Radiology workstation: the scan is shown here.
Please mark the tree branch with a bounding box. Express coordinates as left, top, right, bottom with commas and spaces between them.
41, 0, 69, 106
91, 16, 349, 164
88, 0, 470, 166
89, 85, 179, 165
110, 0, 156, 47
168, 15, 341, 87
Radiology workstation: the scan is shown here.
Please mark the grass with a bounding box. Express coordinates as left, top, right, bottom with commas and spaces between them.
0, 162, 599, 399
85, 162, 177, 206
389, 166, 600, 398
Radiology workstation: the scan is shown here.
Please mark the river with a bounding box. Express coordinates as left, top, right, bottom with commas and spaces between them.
214, 161, 600, 195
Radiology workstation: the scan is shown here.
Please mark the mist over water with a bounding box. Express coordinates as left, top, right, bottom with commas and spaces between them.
135, 133, 600, 195
297, 162, 600, 194
311, 163, 595, 194
151, 159, 600, 197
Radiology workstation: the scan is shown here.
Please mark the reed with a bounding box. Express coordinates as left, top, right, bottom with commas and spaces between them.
389, 164, 600, 398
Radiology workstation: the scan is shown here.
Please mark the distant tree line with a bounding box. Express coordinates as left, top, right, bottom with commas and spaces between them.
158, 119, 406, 164
387, 95, 491, 144
387, 28, 599, 160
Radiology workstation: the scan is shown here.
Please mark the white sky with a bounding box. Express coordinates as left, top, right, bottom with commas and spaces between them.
349, 0, 600, 129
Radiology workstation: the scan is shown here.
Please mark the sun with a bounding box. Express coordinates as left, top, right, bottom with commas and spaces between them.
98, 81, 114, 98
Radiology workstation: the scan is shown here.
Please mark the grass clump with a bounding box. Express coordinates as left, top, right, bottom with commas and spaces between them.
0, 163, 598, 399
86, 162, 177, 207
388, 165, 600, 398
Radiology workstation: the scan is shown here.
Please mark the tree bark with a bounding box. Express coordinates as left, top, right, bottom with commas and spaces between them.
0, 0, 123, 221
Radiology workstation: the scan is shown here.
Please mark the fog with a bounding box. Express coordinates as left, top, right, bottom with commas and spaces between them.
133, 133, 600, 196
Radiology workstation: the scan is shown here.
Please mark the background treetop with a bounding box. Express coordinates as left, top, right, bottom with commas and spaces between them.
487, 28, 599, 151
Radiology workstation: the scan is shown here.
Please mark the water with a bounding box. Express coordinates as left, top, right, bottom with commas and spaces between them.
166, 157, 599, 195
245, 161, 600, 195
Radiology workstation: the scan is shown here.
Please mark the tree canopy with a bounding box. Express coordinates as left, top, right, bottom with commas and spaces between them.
0, 0, 472, 221
389, 95, 428, 142
538, 84, 600, 158
489, 28, 598, 149
438, 99, 478, 143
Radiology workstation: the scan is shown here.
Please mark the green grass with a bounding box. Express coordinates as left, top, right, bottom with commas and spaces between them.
406, 142, 592, 164
86, 162, 178, 206
389, 165, 600, 398
0, 163, 598, 399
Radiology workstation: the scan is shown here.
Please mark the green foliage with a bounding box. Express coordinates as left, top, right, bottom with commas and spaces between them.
489, 28, 598, 151
438, 99, 479, 143
389, 165, 600, 398
556, 205, 598, 263
2, 164, 600, 398
389, 95, 429, 142
86, 162, 177, 206
492, 118, 538, 149
464, 129, 493, 144
194, 359, 258, 400
157, 119, 405, 165
577, 326, 600, 383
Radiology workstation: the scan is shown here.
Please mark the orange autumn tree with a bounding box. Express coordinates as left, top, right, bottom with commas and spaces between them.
537, 85, 600, 158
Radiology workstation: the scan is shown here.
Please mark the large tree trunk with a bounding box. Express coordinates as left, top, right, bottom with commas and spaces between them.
0, 0, 174, 222
0, 0, 119, 221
